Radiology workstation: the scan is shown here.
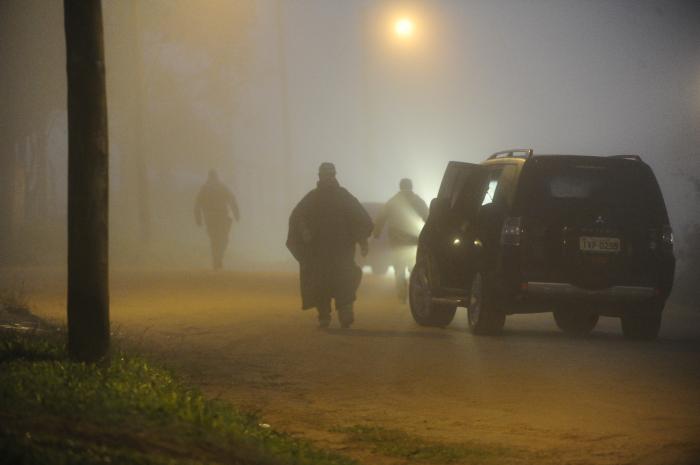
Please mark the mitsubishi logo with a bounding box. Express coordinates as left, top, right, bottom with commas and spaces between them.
595, 216, 605, 225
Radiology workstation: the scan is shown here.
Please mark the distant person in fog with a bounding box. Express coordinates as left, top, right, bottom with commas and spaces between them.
373, 178, 429, 303
287, 163, 373, 329
195, 169, 240, 270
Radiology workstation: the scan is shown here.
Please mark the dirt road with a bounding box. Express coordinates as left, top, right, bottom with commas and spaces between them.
11, 269, 700, 464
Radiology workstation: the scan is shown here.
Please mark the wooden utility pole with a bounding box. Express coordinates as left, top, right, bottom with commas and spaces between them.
64, 0, 110, 362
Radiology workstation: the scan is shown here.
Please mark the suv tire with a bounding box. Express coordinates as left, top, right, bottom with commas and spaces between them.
553, 309, 599, 336
621, 299, 663, 341
467, 272, 506, 335
409, 260, 456, 327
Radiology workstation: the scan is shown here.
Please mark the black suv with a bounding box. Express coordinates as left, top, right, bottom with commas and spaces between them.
409, 149, 675, 340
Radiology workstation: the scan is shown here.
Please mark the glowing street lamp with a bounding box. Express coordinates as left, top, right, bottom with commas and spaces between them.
394, 17, 414, 39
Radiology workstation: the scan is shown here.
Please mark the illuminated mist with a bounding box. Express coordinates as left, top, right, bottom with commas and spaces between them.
1, 0, 699, 277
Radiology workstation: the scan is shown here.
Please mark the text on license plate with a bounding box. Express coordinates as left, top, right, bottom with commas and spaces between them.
579, 236, 620, 253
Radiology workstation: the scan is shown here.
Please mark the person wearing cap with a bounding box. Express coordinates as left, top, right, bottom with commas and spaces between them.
286, 163, 373, 329
194, 169, 240, 270
373, 178, 429, 303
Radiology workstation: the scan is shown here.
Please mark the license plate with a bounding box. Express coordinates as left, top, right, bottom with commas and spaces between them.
579, 236, 620, 253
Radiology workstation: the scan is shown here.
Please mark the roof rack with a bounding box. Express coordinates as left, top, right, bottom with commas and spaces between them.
488, 148, 534, 160
608, 154, 642, 162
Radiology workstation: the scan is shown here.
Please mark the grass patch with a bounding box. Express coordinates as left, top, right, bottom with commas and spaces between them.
334, 425, 523, 464
0, 329, 65, 363
0, 330, 356, 465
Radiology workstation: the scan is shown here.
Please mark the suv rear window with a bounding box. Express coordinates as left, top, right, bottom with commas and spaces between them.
517, 158, 668, 224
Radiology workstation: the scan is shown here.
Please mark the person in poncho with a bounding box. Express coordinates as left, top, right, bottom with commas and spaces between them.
287, 163, 373, 329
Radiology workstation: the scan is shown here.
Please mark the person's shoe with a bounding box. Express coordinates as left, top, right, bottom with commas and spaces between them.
337, 305, 354, 329
318, 318, 331, 329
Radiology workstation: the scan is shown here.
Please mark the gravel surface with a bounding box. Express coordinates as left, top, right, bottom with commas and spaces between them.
9, 268, 700, 465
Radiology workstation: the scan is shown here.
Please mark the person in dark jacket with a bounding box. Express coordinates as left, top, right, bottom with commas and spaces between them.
373, 178, 428, 302
287, 163, 373, 329
195, 169, 240, 270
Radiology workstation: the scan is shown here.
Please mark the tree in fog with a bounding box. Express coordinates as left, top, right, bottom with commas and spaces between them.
64, 0, 110, 361
0, 2, 65, 264
103, 1, 253, 262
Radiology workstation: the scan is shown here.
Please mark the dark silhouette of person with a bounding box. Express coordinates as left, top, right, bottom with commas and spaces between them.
194, 169, 240, 270
373, 178, 429, 302
286, 163, 373, 329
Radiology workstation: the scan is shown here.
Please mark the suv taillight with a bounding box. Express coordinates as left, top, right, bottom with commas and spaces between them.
661, 225, 674, 249
501, 217, 522, 246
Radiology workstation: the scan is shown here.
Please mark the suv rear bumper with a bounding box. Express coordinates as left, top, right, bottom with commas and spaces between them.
525, 282, 656, 301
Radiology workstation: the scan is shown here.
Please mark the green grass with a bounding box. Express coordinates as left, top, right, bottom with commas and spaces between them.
334, 425, 525, 464
0, 330, 356, 465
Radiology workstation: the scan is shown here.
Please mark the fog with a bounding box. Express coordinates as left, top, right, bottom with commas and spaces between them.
1, 0, 699, 273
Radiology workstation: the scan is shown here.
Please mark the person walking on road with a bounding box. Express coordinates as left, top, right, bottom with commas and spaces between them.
286, 163, 373, 329
195, 169, 240, 270
373, 178, 429, 303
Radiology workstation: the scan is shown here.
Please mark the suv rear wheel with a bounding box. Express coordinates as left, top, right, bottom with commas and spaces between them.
553, 309, 599, 336
621, 299, 663, 340
467, 272, 505, 335
409, 260, 456, 327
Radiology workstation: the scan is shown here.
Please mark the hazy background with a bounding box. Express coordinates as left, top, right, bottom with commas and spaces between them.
1, 0, 699, 291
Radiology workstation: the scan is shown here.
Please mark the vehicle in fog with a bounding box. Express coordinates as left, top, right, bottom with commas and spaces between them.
409, 149, 675, 340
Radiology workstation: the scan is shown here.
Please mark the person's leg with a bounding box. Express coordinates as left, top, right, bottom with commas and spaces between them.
397, 264, 408, 303
212, 232, 224, 270
316, 296, 332, 328
336, 301, 354, 329
219, 219, 231, 267
207, 229, 220, 270
334, 262, 361, 329
209, 223, 230, 270
392, 248, 408, 302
